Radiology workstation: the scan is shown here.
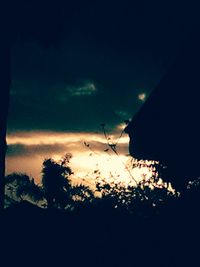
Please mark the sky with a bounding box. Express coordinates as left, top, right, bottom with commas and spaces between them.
6, 0, 200, 184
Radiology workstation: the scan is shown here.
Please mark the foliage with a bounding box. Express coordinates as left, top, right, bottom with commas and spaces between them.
6, 154, 95, 210
70, 184, 94, 203
41, 154, 73, 209
5, 173, 44, 203
95, 175, 177, 217
85, 123, 179, 217
41, 153, 94, 209
5, 130, 179, 217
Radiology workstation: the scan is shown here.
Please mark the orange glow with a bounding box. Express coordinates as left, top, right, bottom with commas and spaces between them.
7, 131, 129, 146
6, 131, 159, 187
138, 93, 146, 102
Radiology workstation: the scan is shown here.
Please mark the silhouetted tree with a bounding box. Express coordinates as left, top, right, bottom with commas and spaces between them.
70, 184, 94, 210
41, 154, 73, 209
0, 35, 11, 210
5, 172, 44, 204
41, 154, 95, 210
5, 153, 95, 209
95, 174, 177, 217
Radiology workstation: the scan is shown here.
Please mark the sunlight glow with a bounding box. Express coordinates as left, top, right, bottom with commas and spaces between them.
7, 131, 129, 146
6, 131, 163, 189
116, 123, 127, 131
138, 93, 146, 102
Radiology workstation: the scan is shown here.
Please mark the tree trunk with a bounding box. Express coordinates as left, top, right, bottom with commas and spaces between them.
0, 40, 11, 209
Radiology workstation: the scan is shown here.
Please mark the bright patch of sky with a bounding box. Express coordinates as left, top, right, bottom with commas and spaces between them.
6, 130, 158, 188
138, 92, 146, 102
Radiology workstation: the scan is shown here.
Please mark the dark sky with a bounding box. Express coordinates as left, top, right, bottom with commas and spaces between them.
5, 0, 200, 179
7, 0, 199, 133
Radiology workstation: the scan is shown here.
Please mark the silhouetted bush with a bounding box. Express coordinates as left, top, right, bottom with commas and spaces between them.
5, 151, 180, 219
5, 173, 44, 205
41, 154, 73, 209
95, 176, 177, 218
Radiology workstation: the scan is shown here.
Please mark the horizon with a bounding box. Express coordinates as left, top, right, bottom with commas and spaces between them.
5, 0, 196, 188
6, 127, 159, 189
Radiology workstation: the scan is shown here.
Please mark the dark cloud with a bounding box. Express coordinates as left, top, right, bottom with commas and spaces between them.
8, 39, 164, 132
7, 140, 128, 158
8, 0, 200, 133
6, 0, 200, 179
7, 143, 67, 157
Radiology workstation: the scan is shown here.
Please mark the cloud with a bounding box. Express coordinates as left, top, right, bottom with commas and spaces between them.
9, 37, 162, 134
7, 141, 128, 158
7, 131, 129, 156
8, 78, 126, 133
6, 130, 130, 182
68, 82, 97, 96
115, 110, 131, 120
7, 143, 67, 157
58, 81, 97, 103
7, 131, 129, 145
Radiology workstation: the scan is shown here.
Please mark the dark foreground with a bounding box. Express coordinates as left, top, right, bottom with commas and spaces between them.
1, 192, 200, 267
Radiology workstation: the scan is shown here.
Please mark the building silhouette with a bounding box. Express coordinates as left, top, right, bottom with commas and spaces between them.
125, 36, 200, 190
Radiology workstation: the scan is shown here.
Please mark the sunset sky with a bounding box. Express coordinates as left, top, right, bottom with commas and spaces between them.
6, 0, 199, 184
